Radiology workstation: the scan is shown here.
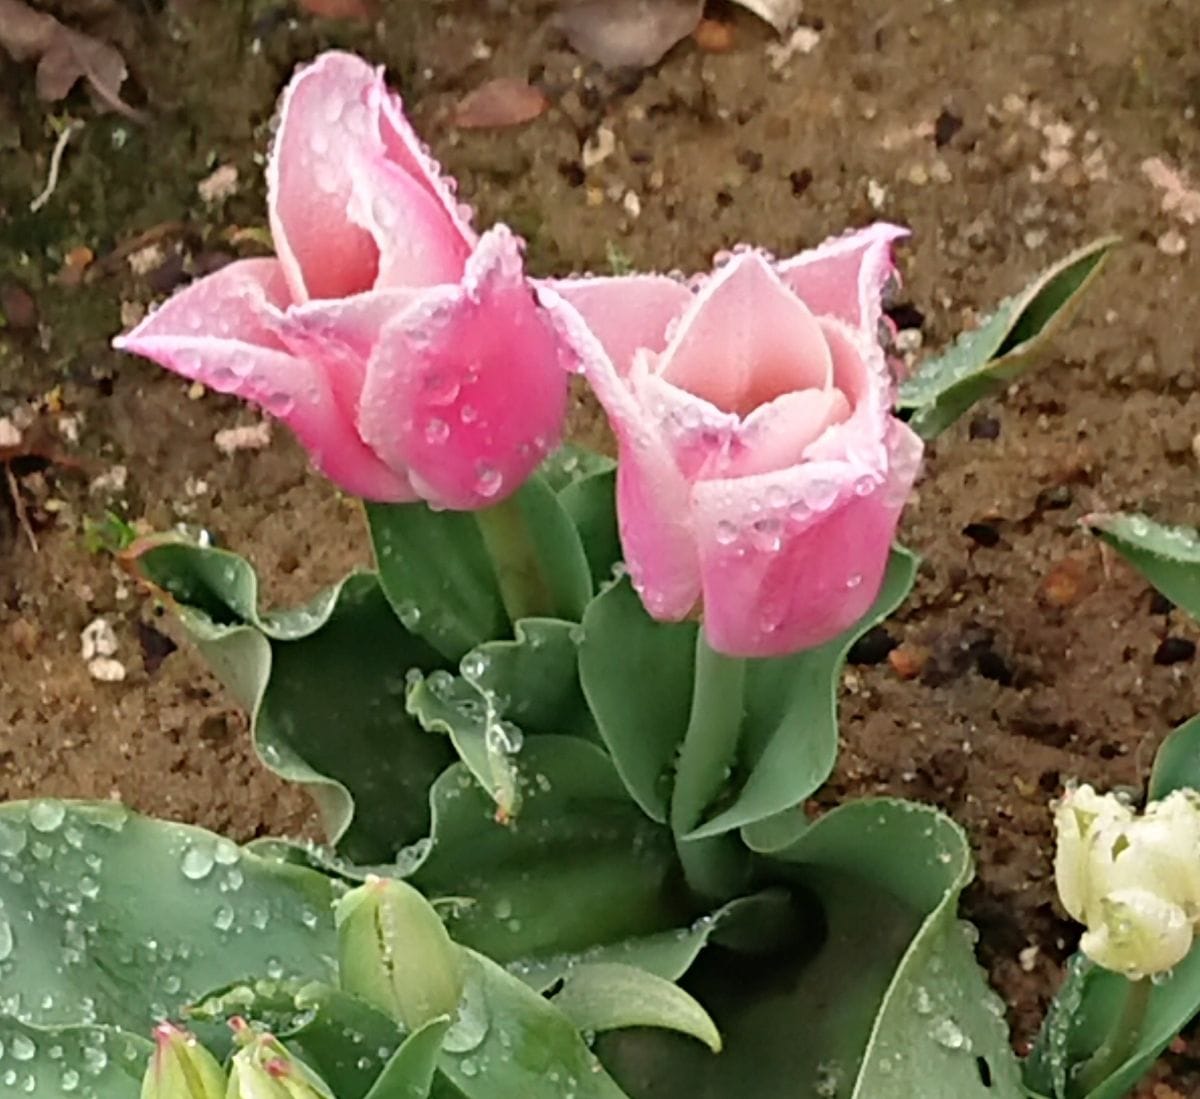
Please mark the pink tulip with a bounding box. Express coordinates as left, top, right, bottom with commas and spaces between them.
546, 227, 924, 658
114, 52, 570, 509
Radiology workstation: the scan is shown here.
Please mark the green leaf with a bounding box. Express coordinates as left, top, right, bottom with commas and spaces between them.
434, 950, 629, 1099
367, 475, 593, 664
558, 469, 621, 591
0, 1018, 151, 1099
897, 237, 1116, 438
404, 739, 692, 970
0, 801, 336, 1033
579, 580, 698, 823
691, 548, 918, 841
366, 502, 508, 663
537, 445, 616, 494
130, 540, 454, 864
1088, 512, 1200, 621
598, 800, 1024, 1099
365, 1019, 450, 1099
549, 963, 721, 1052
1025, 712, 1200, 1099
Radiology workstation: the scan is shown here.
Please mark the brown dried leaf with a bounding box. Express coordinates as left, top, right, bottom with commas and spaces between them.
453, 78, 549, 129
557, 0, 703, 70
0, 0, 142, 119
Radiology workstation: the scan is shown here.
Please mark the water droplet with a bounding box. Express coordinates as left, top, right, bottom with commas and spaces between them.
442, 977, 489, 1052
10, 1037, 34, 1062
930, 1018, 969, 1051
214, 839, 240, 865
61, 1069, 80, 1092
182, 845, 215, 881
460, 404, 479, 425
425, 418, 450, 445
715, 520, 738, 546
0, 918, 13, 962
214, 905, 235, 932
846, 573, 863, 590
29, 800, 65, 833
0, 821, 27, 857
474, 465, 504, 499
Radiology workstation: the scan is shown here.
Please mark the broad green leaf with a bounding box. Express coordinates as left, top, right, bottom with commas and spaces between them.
129, 539, 454, 864
366, 502, 508, 663
558, 469, 621, 591
365, 1019, 450, 1099
0, 1018, 151, 1099
550, 963, 721, 1052
598, 800, 1024, 1099
1089, 512, 1200, 620
897, 237, 1116, 438
579, 580, 698, 823
404, 739, 692, 968
433, 950, 629, 1099
1025, 712, 1200, 1099
690, 548, 918, 841
538, 445, 616, 493
367, 475, 592, 663
0, 801, 336, 1033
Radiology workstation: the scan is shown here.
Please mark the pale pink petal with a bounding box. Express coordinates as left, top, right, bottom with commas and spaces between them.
776, 223, 908, 331
631, 365, 737, 481
656, 252, 833, 416
268, 52, 382, 302
802, 318, 892, 469
356, 226, 569, 510
721, 388, 852, 479
543, 274, 693, 376
691, 418, 922, 657
540, 286, 701, 618
115, 333, 414, 504
375, 76, 477, 246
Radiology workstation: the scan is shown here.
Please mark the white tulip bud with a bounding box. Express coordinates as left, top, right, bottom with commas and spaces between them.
1053, 785, 1200, 979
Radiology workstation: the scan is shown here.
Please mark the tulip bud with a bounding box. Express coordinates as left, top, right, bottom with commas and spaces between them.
335, 876, 464, 1030
1054, 784, 1200, 978
140, 1023, 226, 1099
225, 1026, 333, 1099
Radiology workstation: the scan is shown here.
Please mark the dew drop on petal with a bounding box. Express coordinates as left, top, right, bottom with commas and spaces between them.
475, 465, 504, 499
425, 418, 450, 445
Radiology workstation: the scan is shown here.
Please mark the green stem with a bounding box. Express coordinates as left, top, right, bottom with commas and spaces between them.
1072, 977, 1151, 1096
670, 633, 750, 903
475, 494, 553, 624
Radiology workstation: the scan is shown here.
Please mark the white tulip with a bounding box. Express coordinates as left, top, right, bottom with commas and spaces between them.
1054, 785, 1200, 978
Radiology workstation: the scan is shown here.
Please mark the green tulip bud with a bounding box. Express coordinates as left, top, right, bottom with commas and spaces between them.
225, 1022, 333, 1099
140, 1023, 226, 1099
335, 875, 464, 1029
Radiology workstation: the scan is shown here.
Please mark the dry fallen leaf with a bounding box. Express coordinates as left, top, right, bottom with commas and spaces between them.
453, 78, 549, 129
557, 0, 703, 69
0, 0, 142, 119
294, 0, 372, 21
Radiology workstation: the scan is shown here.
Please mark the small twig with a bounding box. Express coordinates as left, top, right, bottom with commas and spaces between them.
4, 465, 38, 553
30, 119, 84, 213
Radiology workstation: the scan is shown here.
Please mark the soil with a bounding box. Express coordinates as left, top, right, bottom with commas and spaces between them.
3, 0, 1200, 1092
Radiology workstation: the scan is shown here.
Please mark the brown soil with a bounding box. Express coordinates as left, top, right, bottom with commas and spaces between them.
3, 0, 1200, 1092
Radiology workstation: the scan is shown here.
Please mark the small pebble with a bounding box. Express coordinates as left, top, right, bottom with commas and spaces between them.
88, 657, 127, 683
0, 417, 21, 448
81, 617, 119, 661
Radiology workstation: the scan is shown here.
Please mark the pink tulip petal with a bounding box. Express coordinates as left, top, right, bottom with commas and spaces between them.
113, 260, 413, 501
656, 252, 833, 416
375, 76, 476, 245
356, 226, 569, 510
541, 286, 701, 619
274, 288, 421, 429
776, 222, 907, 331
692, 419, 922, 657
722, 388, 852, 479
631, 366, 738, 480
544, 274, 693, 376
268, 52, 383, 302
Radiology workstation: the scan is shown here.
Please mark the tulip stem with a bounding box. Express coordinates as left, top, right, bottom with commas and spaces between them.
475, 493, 554, 625
670, 634, 751, 903
1072, 976, 1151, 1096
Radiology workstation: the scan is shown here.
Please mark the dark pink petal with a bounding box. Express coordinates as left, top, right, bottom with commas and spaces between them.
776, 222, 907, 331
691, 420, 923, 657
113, 260, 414, 501
356, 226, 569, 510
541, 286, 701, 619
543, 274, 693, 376
656, 252, 833, 416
